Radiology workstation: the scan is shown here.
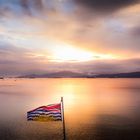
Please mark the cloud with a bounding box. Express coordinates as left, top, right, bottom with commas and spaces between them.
0, 43, 49, 76
0, 0, 44, 16
74, 0, 140, 13
0, 42, 139, 76
0, 0, 139, 76
130, 26, 140, 36
0, 0, 139, 17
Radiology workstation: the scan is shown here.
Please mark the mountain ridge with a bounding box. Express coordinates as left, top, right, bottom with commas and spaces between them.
17, 71, 140, 78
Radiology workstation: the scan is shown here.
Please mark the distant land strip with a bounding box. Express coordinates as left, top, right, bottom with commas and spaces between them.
16, 71, 140, 78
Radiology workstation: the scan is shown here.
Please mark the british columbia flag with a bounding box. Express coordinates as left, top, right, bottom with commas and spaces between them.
27, 103, 62, 121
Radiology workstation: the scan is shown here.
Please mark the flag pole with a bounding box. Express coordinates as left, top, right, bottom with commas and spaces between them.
61, 97, 66, 140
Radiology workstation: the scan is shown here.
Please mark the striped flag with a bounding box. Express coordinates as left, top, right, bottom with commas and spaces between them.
27, 103, 62, 121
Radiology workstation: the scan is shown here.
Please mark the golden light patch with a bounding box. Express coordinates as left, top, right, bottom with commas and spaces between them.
49, 43, 94, 62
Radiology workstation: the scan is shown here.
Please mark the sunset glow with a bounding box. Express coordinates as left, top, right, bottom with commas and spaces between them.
50, 45, 94, 62
0, 1, 140, 140
47, 43, 117, 62
51, 48, 118, 62
0, 0, 139, 76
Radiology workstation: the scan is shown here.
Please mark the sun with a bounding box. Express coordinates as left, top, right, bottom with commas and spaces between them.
50, 44, 94, 62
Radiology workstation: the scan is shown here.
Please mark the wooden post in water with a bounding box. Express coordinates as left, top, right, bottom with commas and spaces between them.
61, 97, 66, 140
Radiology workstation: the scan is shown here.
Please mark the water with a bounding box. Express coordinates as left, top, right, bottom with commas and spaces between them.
0, 78, 140, 140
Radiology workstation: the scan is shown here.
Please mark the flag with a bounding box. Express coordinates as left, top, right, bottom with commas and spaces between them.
27, 103, 62, 121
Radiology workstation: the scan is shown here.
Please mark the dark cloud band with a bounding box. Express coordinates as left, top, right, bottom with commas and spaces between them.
74, 0, 140, 13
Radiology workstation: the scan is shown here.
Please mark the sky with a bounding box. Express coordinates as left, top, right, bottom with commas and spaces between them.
0, 0, 140, 76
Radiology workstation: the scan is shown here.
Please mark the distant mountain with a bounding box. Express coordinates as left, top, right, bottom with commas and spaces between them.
92, 72, 140, 78
17, 71, 140, 78
18, 71, 87, 78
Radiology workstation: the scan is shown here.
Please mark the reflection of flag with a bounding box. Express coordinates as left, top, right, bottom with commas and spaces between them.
27, 103, 62, 121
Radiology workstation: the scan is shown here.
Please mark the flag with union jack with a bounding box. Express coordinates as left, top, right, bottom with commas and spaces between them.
27, 103, 62, 121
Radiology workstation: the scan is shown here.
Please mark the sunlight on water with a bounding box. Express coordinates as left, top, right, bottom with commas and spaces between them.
0, 78, 140, 140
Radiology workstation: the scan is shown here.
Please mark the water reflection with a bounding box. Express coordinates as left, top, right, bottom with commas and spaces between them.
0, 78, 140, 140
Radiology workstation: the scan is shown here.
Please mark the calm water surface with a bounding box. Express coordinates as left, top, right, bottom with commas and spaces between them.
0, 78, 140, 140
